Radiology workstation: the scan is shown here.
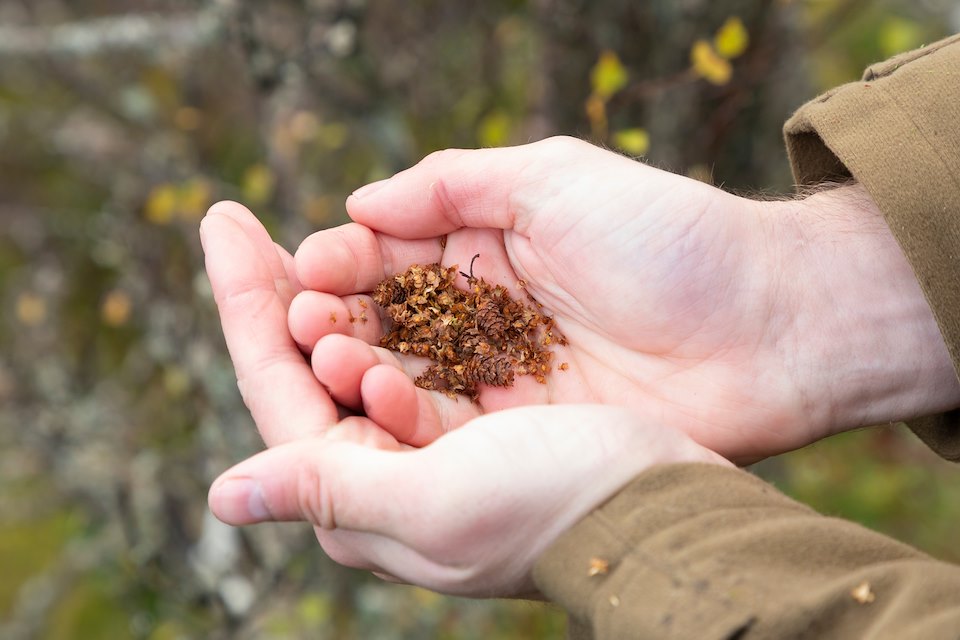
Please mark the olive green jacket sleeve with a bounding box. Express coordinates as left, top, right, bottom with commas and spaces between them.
785, 32, 960, 460
532, 34, 960, 639
534, 464, 960, 639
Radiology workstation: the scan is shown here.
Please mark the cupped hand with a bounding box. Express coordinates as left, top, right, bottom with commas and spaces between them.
288, 137, 817, 463
208, 403, 730, 598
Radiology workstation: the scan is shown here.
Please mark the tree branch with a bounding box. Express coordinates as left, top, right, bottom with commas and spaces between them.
0, 6, 233, 58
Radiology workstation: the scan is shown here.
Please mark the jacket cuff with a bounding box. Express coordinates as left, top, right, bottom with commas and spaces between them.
534, 462, 960, 638
783, 34, 960, 460
533, 464, 766, 638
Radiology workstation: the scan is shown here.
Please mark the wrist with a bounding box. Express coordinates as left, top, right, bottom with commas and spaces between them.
770, 183, 960, 436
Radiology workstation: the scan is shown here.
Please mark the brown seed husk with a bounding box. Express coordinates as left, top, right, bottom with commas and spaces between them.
372, 261, 566, 400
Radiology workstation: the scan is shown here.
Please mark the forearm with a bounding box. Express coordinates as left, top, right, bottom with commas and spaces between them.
778, 33, 960, 455
534, 463, 960, 639
770, 184, 960, 437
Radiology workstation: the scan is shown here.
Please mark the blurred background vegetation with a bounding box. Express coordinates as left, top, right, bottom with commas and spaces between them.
1, 0, 959, 637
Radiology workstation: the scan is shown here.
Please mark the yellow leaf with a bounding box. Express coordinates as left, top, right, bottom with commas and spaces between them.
16, 292, 46, 326
585, 94, 607, 136
177, 178, 212, 221
612, 128, 650, 156
144, 183, 178, 225
141, 67, 179, 111
101, 289, 132, 327
691, 40, 732, 85
477, 110, 511, 147
301, 195, 333, 225
714, 17, 749, 59
296, 593, 332, 626
146, 621, 185, 640
317, 123, 349, 150
878, 17, 924, 58
590, 51, 629, 100
411, 587, 442, 610
242, 164, 275, 205
163, 366, 190, 397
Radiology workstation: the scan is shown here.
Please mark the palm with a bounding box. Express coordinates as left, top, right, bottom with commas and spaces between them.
448, 177, 798, 462
290, 138, 806, 462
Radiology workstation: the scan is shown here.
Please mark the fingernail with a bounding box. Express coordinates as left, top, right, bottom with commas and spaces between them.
211, 478, 270, 523
351, 178, 391, 200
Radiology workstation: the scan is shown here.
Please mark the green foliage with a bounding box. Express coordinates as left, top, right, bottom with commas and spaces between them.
590, 51, 629, 100
0, 510, 82, 617
801, 2, 950, 90
611, 127, 650, 156
44, 579, 132, 640
761, 426, 960, 565
714, 17, 749, 60
477, 110, 512, 147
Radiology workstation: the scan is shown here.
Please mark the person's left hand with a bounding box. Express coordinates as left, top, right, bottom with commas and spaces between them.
207, 403, 730, 598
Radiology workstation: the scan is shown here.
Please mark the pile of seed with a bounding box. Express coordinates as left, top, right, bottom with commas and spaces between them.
372, 258, 565, 400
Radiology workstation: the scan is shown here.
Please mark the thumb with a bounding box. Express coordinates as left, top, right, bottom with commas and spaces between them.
345, 136, 599, 239
208, 425, 409, 534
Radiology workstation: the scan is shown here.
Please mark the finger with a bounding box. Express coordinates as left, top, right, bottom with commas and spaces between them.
209, 201, 299, 303
208, 433, 411, 534
288, 290, 384, 347
345, 137, 597, 239
201, 210, 338, 445
360, 364, 424, 444
322, 415, 410, 451
309, 333, 470, 445
311, 334, 384, 410
275, 242, 302, 304
209, 438, 448, 583
360, 364, 487, 446
295, 222, 443, 295
277, 244, 306, 352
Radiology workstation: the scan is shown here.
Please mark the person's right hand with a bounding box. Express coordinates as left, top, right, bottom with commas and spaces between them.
287, 137, 958, 464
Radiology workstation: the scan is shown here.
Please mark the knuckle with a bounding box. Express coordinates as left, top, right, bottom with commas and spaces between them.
536, 135, 587, 156
427, 175, 463, 229
295, 462, 336, 528
421, 147, 466, 167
